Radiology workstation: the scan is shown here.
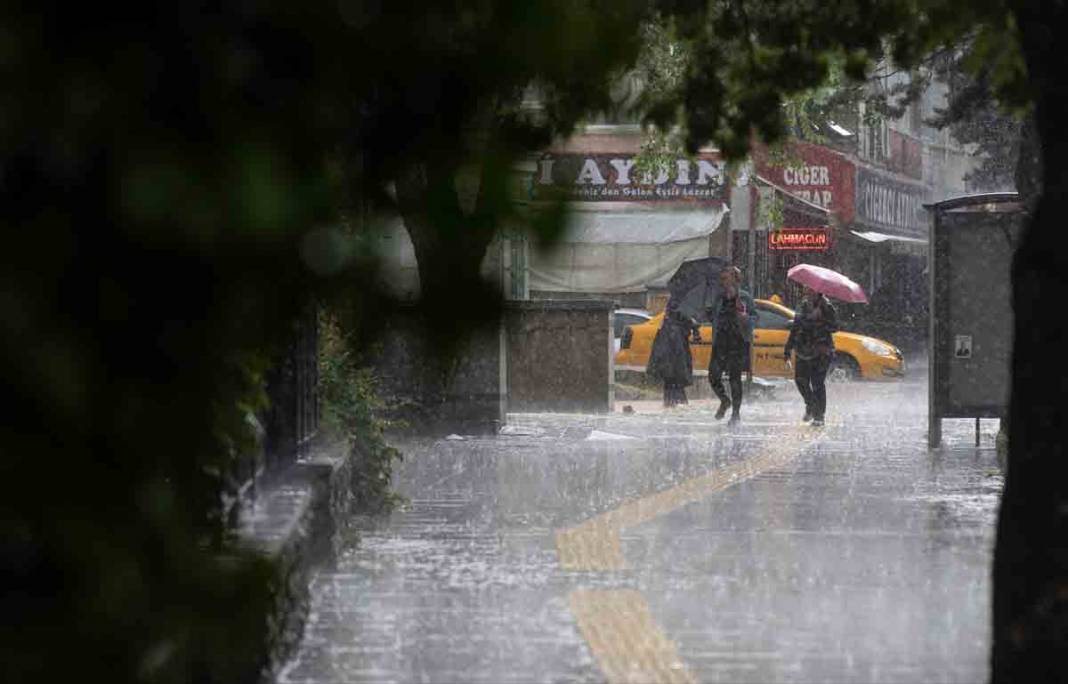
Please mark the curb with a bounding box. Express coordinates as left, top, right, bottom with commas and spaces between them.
235, 435, 353, 684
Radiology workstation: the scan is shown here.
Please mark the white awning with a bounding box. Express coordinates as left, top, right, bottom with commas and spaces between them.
850, 230, 927, 245
530, 207, 728, 293
554, 205, 728, 244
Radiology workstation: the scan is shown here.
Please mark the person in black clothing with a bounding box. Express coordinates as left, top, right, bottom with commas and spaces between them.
647, 301, 701, 407
784, 286, 838, 426
708, 267, 757, 424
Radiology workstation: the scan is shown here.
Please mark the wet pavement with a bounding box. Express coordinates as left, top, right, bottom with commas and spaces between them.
278, 376, 1002, 683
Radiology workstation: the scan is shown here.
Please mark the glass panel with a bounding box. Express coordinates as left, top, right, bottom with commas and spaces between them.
756, 308, 792, 330
614, 313, 649, 338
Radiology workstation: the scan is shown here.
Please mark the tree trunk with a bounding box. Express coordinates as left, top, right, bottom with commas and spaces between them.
992, 6, 1068, 681
394, 160, 496, 312
388, 159, 503, 425
1014, 112, 1042, 208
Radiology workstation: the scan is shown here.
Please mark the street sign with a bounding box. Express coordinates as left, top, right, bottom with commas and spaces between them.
954, 335, 972, 359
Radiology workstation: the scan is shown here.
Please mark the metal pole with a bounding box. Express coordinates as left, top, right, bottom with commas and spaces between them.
976, 418, 981, 447
927, 208, 941, 448
748, 189, 758, 292
747, 187, 757, 387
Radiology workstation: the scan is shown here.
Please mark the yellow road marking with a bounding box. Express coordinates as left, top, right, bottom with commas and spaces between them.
556, 426, 820, 571
558, 426, 824, 683
569, 589, 697, 684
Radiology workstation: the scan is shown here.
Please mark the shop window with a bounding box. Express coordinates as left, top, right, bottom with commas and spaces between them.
613, 313, 650, 339
909, 102, 922, 134
859, 100, 890, 162
502, 238, 529, 300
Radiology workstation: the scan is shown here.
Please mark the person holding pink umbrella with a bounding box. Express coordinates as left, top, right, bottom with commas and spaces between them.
786, 263, 869, 305
783, 263, 867, 426
784, 285, 839, 425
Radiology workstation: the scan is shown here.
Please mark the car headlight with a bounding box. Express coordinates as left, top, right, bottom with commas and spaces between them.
861, 338, 896, 357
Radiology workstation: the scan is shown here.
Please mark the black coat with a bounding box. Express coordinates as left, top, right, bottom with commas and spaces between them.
785, 295, 838, 360
647, 310, 699, 386
707, 289, 757, 373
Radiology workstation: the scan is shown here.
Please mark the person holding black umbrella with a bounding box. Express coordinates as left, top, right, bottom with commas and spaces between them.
647, 299, 701, 407
708, 266, 757, 424
648, 256, 727, 408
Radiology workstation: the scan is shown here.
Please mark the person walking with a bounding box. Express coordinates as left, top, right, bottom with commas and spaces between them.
784, 286, 838, 426
708, 266, 757, 424
647, 300, 701, 408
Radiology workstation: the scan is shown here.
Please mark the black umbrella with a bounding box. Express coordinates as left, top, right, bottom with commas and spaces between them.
667, 256, 729, 321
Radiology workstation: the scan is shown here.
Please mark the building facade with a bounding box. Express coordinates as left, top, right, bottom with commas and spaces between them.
736, 73, 980, 351
371, 69, 982, 348
523, 125, 732, 312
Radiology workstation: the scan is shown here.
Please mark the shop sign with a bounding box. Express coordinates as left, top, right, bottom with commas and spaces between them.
754, 142, 856, 224
768, 228, 832, 251
532, 154, 727, 202
855, 167, 926, 238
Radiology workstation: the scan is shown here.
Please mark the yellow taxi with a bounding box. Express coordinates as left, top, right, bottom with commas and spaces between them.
616, 299, 905, 380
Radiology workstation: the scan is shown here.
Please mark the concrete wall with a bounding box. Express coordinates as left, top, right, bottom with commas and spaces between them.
505, 300, 614, 413
237, 434, 356, 683
529, 289, 645, 309
367, 312, 506, 435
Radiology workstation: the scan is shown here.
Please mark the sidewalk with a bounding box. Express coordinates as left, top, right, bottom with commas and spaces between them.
279, 379, 1002, 684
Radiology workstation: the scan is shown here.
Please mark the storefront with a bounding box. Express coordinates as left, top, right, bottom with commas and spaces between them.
740, 142, 856, 307
739, 142, 931, 349
525, 143, 730, 308
843, 165, 930, 349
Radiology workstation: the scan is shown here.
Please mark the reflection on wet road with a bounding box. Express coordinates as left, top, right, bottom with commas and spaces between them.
279, 378, 1002, 683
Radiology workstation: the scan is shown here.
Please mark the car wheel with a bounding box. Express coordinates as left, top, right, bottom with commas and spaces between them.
828, 354, 861, 382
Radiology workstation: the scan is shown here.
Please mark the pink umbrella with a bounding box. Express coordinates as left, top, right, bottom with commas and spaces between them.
787, 264, 869, 303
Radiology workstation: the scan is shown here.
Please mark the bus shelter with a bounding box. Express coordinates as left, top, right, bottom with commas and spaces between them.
926, 193, 1025, 447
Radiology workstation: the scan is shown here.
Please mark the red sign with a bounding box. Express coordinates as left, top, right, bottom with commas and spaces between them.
753, 142, 856, 224
768, 228, 832, 251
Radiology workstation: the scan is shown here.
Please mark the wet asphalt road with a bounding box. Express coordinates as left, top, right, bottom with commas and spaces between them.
279, 376, 1003, 684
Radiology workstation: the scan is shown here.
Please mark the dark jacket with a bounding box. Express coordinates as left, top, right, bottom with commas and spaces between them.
647, 308, 700, 386
709, 288, 757, 347
785, 295, 838, 360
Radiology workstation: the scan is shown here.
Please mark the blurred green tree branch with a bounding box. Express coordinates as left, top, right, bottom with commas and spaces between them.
2, 1, 1062, 682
